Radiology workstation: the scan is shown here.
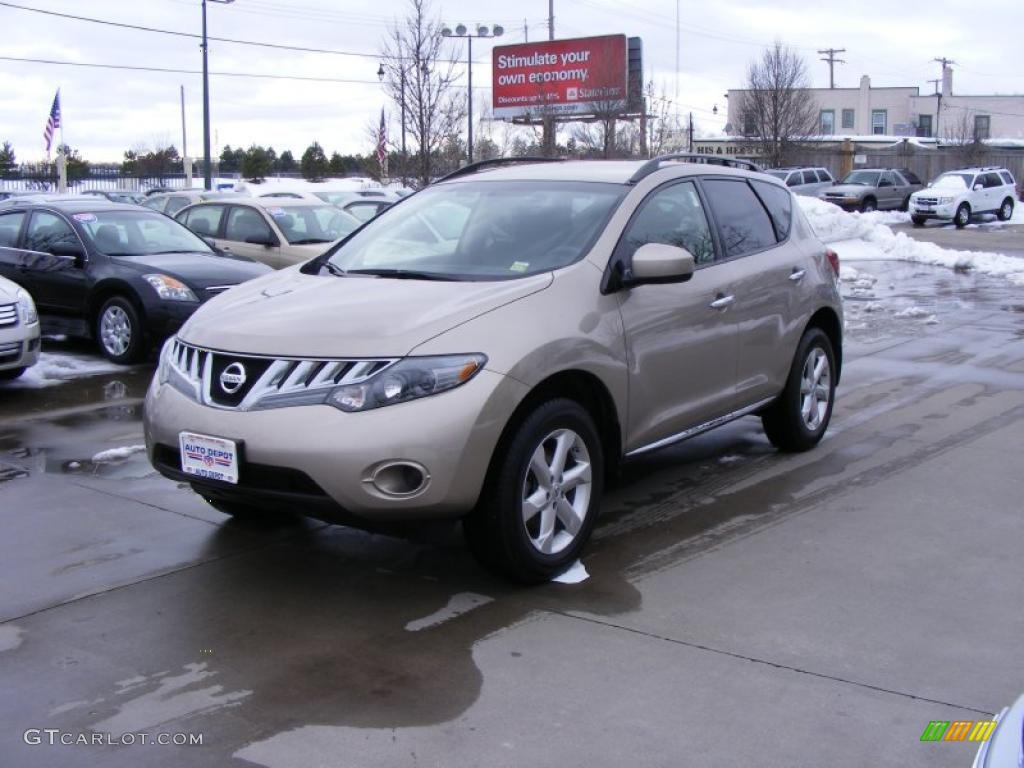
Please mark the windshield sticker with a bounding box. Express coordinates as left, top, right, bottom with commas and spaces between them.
510, 261, 529, 273
72, 213, 97, 223
268, 208, 286, 217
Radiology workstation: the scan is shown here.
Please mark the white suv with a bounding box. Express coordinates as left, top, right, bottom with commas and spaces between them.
0, 274, 41, 381
910, 167, 1017, 228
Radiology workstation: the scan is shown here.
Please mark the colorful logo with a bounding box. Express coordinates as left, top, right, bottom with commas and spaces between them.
920, 720, 997, 742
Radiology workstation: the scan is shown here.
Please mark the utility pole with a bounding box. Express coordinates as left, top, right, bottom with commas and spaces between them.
542, 0, 555, 157
201, 0, 234, 191
523, 18, 528, 42
928, 78, 943, 138
817, 48, 846, 89
688, 112, 693, 152
180, 85, 187, 160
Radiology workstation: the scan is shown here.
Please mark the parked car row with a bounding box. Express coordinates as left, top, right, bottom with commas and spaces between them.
769, 163, 1017, 227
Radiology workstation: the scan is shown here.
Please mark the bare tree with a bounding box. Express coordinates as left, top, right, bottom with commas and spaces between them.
380, 0, 465, 185
737, 42, 818, 167
644, 81, 685, 157
941, 107, 988, 166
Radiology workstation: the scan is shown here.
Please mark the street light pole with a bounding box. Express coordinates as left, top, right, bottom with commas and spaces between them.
442, 23, 503, 165
201, 0, 234, 191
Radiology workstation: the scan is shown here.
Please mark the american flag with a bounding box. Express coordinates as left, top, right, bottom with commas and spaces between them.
376, 107, 388, 176
43, 89, 61, 153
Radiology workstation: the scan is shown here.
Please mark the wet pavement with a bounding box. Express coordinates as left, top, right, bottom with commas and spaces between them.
1, 261, 1023, 767
893, 217, 1024, 257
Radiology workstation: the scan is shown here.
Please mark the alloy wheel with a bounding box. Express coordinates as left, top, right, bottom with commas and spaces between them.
799, 347, 831, 431
100, 305, 132, 357
521, 428, 593, 555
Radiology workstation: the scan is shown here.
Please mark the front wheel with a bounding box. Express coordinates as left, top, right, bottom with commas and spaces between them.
997, 198, 1014, 222
762, 328, 837, 453
911, 215, 927, 227
860, 197, 877, 213
955, 203, 971, 228
464, 398, 604, 583
96, 296, 146, 364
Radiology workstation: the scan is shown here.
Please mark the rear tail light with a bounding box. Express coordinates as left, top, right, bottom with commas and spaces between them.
825, 248, 840, 278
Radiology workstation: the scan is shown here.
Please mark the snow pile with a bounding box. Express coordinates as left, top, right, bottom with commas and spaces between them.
4, 352, 124, 389
92, 445, 146, 463
798, 197, 1024, 285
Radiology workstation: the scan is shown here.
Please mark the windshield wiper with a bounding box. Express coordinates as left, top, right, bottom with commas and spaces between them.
321, 261, 348, 277
289, 238, 332, 245
345, 268, 459, 281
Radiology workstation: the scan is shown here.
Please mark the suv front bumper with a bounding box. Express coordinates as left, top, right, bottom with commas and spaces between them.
911, 201, 957, 220
144, 368, 527, 522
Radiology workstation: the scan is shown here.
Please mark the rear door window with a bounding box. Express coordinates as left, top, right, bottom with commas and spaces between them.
899, 169, 922, 185
999, 171, 1014, 186
0, 211, 26, 247
815, 170, 832, 183
701, 179, 777, 258
750, 180, 793, 241
182, 205, 225, 237
616, 181, 716, 265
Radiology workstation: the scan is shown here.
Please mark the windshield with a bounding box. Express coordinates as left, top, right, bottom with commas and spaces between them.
321, 180, 624, 280
840, 171, 880, 186
73, 210, 215, 256
267, 205, 359, 244
932, 173, 972, 190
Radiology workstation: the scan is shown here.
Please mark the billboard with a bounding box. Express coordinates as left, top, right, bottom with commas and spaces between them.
492, 34, 628, 119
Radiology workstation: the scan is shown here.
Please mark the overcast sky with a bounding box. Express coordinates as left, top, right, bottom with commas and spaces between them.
2, 0, 1021, 162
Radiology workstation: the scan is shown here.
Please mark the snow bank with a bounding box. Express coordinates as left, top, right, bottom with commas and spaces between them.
799, 197, 1024, 285
92, 445, 146, 463
4, 352, 124, 389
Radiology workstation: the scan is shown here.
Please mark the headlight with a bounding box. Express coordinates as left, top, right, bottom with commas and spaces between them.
327, 354, 487, 412
144, 274, 198, 302
15, 289, 37, 325
156, 337, 174, 384
936, 196, 954, 204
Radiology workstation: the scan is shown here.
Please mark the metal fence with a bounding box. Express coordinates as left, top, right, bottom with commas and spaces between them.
0, 170, 194, 194
781, 144, 1024, 183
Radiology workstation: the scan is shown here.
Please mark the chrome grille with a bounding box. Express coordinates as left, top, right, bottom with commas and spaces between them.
0, 341, 21, 360
166, 338, 397, 411
916, 197, 938, 205
0, 303, 17, 327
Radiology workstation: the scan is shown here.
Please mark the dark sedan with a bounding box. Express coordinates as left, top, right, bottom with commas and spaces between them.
0, 200, 271, 363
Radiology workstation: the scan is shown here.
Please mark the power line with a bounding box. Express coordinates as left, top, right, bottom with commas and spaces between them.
0, 0, 477, 64
0, 55, 381, 84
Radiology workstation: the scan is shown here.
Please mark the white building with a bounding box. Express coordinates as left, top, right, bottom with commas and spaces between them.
727, 67, 1024, 141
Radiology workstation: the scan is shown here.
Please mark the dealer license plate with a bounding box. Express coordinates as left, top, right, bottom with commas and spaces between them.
179, 431, 239, 484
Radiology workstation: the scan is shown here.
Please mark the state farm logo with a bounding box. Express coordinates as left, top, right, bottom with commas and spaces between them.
219, 362, 247, 394
566, 87, 578, 100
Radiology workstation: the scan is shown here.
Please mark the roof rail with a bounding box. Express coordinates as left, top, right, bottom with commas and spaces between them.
629, 153, 762, 184
435, 156, 565, 183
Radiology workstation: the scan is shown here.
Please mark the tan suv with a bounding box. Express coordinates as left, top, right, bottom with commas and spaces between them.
175, 198, 360, 269
145, 155, 843, 582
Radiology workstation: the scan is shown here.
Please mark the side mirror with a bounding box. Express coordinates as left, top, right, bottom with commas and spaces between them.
626, 243, 696, 287
973, 184, 984, 191
50, 241, 85, 266
201, 235, 217, 249
245, 234, 278, 247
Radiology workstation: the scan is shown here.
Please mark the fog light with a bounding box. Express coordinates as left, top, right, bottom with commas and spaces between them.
369, 462, 429, 497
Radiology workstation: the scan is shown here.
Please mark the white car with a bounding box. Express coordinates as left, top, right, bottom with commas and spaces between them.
0, 274, 41, 381
910, 167, 1017, 228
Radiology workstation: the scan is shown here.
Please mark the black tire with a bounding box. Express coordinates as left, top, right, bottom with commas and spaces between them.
762, 328, 837, 453
911, 215, 927, 227
997, 197, 1014, 222
899, 195, 911, 212
464, 398, 604, 583
95, 295, 146, 364
860, 197, 877, 213
0, 367, 26, 381
954, 203, 971, 229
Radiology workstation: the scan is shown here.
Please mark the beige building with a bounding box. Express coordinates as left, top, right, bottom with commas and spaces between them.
727, 67, 1024, 141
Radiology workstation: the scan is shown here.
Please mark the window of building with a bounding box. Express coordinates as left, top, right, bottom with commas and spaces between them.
973, 115, 991, 140
841, 109, 855, 130
871, 110, 887, 135
820, 110, 835, 135
742, 114, 756, 137
916, 114, 933, 138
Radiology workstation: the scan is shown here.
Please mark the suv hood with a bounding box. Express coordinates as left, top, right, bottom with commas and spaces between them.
177, 266, 553, 357
822, 184, 868, 197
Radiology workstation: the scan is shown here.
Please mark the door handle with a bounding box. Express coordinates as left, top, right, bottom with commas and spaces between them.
709, 294, 734, 309
789, 268, 806, 282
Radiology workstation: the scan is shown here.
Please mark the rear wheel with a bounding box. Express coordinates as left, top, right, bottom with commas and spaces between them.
954, 203, 971, 228
997, 198, 1014, 221
911, 215, 927, 227
0, 367, 26, 381
762, 328, 836, 453
96, 296, 146, 364
860, 197, 877, 213
464, 398, 603, 583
